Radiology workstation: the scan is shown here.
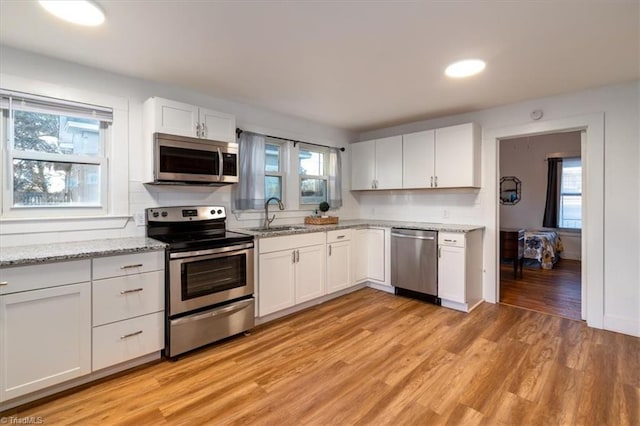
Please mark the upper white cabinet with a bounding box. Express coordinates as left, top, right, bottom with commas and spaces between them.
351, 136, 403, 190
403, 123, 481, 189
143, 97, 236, 143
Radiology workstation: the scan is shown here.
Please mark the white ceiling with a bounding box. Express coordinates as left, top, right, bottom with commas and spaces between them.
1, 1, 638, 132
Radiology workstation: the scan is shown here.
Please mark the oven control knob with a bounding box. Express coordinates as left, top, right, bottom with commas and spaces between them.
217, 209, 223, 215
152, 212, 159, 218
161, 211, 168, 217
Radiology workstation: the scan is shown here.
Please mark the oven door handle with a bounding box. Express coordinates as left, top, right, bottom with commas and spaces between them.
169, 242, 254, 260
171, 299, 253, 325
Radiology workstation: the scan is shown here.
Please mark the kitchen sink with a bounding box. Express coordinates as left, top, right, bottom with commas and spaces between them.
247, 225, 307, 232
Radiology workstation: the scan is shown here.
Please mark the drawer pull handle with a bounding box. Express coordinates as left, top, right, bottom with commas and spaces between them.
0, 281, 8, 286
121, 330, 143, 339
336, 235, 345, 239
121, 288, 144, 295
444, 239, 456, 243
120, 264, 143, 269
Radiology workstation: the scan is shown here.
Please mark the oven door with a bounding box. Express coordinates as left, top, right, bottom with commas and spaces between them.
168, 243, 254, 316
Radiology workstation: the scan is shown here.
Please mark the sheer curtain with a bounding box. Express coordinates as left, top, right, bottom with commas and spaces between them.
327, 148, 343, 208
542, 157, 562, 228
234, 131, 266, 210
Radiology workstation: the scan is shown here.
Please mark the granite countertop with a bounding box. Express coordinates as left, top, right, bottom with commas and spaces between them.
0, 237, 167, 267
233, 219, 484, 239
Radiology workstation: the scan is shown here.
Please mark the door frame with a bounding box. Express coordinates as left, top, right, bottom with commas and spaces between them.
484, 113, 604, 329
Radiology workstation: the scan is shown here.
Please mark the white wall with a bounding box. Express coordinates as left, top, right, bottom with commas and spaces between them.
357, 81, 640, 337
0, 46, 359, 246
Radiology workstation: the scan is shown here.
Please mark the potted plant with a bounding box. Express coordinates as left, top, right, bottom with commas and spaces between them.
319, 201, 330, 218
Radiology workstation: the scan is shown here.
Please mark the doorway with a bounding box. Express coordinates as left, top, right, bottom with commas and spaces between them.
498, 132, 583, 320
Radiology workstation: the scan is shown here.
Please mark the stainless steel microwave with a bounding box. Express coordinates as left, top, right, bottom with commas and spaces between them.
153, 133, 239, 184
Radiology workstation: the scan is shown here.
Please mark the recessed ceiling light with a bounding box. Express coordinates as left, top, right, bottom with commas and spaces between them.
445, 59, 486, 78
39, 0, 105, 26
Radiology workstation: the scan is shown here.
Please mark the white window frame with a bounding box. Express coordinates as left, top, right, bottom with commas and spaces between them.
0, 74, 129, 235
558, 157, 582, 230
1, 92, 110, 217
298, 143, 329, 208
265, 138, 286, 205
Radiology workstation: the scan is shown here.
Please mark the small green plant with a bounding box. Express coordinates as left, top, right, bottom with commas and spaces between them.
319, 201, 330, 213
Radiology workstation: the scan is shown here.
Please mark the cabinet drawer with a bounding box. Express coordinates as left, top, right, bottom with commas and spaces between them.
0, 260, 90, 295
93, 270, 164, 326
92, 312, 164, 371
259, 232, 326, 254
438, 232, 466, 248
93, 251, 164, 280
327, 229, 352, 243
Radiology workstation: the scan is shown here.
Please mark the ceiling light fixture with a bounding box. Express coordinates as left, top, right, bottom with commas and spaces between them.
445, 59, 486, 78
39, 0, 105, 26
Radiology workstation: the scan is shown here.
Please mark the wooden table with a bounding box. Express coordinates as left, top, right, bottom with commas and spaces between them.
500, 228, 524, 279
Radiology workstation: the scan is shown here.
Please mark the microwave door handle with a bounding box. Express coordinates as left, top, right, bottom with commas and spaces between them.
217, 147, 223, 181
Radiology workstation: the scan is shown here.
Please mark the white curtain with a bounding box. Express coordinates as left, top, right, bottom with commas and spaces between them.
234, 131, 266, 210
328, 148, 343, 208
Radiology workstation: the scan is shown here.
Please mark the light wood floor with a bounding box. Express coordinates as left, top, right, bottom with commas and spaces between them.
500, 259, 582, 320
3, 288, 638, 425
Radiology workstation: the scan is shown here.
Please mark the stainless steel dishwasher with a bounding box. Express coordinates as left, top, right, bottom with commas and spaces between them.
391, 228, 440, 304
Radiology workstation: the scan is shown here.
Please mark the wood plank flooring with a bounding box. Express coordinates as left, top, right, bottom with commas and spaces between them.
3, 288, 638, 425
500, 259, 582, 320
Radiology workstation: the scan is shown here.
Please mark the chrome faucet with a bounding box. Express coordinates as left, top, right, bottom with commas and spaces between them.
264, 197, 285, 229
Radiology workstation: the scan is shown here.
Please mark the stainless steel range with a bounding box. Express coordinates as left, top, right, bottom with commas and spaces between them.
146, 205, 255, 359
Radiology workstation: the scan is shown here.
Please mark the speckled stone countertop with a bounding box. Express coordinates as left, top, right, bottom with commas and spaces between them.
0, 237, 167, 267
233, 219, 484, 239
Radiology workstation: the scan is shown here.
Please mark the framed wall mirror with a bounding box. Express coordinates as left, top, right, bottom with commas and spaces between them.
500, 176, 521, 205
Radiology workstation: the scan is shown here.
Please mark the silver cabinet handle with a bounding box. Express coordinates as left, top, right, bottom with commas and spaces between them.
336, 235, 345, 239
120, 288, 144, 295
430, 176, 434, 187
434, 176, 438, 187
0, 281, 8, 286
296, 250, 300, 263
329, 245, 332, 256
444, 239, 457, 243
438, 247, 442, 258
201, 122, 207, 138
120, 330, 143, 339
196, 123, 201, 137
217, 147, 223, 181
120, 264, 143, 269
292, 250, 296, 263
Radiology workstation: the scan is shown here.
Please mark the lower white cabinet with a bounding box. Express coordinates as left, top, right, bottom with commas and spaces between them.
353, 228, 390, 287
0, 263, 91, 402
438, 230, 483, 312
91, 251, 165, 371
327, 230, 353, 294
258, 233, 326, 316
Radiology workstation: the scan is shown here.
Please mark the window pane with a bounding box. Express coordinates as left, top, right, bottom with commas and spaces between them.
265, 175, 282, 200
300, 178, 326, 204
559, 195, 581, 229
265, 143, 280, 173
299, 149, 324, 176
13, 159, 101, 206
13, 110, 101, 156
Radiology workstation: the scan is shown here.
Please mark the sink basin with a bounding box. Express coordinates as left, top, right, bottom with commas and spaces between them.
247, 225, 307, 232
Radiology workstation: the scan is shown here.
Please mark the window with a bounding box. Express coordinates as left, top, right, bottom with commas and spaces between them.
265, 140, 284, 201
559, 157, 582, 229
298, 145, 328, 205
1, 90, 111, 215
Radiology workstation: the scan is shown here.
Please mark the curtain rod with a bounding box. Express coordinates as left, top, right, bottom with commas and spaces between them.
236, 128, 345, 152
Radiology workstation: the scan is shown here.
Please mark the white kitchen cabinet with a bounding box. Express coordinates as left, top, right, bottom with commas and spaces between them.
327, 229, 353, 294
258, 233, 326, 316
352, 228, 390, 289
0, 261, 91, 402
91, 251, 165, 371
351, 136, 403, 190
403, 123, 481, 189
438, 230, 483, 312
143, 97, 236, 142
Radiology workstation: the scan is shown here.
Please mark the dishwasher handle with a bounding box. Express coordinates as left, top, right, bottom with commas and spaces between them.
391, 232, 435, 241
